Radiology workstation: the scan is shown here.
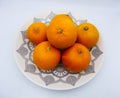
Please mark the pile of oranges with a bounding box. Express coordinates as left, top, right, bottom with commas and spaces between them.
26, 14, 99, 73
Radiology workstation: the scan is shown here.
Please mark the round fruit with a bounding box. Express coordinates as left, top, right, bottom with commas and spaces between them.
47, 14, 77, 49
62, 43, 91, 73
33, 41, 61, 70
50, 14, 73, 25
26, 22, 47, 44
77, 22, 99, 48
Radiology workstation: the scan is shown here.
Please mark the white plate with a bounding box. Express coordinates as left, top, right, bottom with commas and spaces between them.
14, 11, 104, 90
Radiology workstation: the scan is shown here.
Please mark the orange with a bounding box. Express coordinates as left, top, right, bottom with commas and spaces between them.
50, 14, 73, 25
77, 22, 99, 48
33, 41, 61, 70
47, 14, 77, 49
26, 22, 47, 44
62, 43, 91, 73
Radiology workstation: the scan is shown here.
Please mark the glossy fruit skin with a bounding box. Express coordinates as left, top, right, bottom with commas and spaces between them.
33, 41, 61, 70
47, 14, 77, 49
62, 43, 91, 73
26, 22, 47, 44
77, 22, 99, 48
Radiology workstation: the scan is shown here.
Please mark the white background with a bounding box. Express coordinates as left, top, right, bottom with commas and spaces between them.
0, 0, 120, 98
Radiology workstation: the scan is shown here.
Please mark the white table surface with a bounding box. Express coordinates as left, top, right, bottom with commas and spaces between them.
0, 0, 120, 98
